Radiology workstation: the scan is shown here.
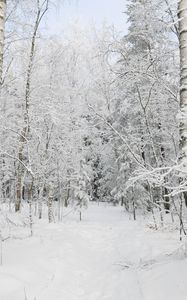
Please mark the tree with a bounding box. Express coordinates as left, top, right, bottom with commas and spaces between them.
0, 0, 6, 84
179, 0, 187, 161
75, 159, 90, 221
99, 0, 181, 222
15, 0, 49, 212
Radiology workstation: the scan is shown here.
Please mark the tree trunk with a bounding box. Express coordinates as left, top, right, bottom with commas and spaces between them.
48, 188, 53, 223
179, 0, 187, 159
15, 174, 22, 212
38, 185, 44, 219
15, 1, 48, 212
28, 179, 34, 236
163, 187, 170, 213
178, 2, 187, 242
0, 0, 6, 85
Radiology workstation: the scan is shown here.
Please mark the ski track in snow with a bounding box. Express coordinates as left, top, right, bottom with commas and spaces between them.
0, 205, 185, 300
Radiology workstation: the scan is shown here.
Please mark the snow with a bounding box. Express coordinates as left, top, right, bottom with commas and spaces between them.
0, 204, 186, 300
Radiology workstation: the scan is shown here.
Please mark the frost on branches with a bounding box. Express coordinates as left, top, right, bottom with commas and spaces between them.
0, 0, 186, 241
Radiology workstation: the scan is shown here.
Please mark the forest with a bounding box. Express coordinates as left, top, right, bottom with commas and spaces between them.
0, 0, 187, 299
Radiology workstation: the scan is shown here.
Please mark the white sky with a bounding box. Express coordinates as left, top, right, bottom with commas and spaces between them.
45, 0, 128, 36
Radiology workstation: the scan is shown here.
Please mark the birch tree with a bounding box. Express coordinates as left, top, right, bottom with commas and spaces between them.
179, 0, 187, 160
15, 0, 49, 212
0, 0, 6, 84
178, 0, 187, 214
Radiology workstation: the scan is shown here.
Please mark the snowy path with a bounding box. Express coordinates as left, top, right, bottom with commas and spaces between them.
0, 205, 185, 300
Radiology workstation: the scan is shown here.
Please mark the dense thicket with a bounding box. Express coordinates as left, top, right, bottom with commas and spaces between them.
0, 0, 186, 232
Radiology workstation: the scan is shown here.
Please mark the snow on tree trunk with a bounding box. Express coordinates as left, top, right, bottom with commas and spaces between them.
48, 187, 53, 223
28, 178, 34, 236
16, 1, 49, 212
178, 0, 187, 246
179, 0, 187, 160
38, 184, 44, 219
178, 0, 187, 213
0, 0, 6, 85
75, 159, 90, 221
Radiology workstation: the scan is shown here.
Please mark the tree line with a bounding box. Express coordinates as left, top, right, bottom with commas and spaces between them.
0, 0, 187, 235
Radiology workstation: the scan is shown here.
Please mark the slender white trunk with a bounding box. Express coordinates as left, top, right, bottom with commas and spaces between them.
48, 187, 53, 223
179, 0, 187, 160
16, 1, 49, 212
178, 0, 187, 248
38, 184, 44, 219
0, 0, 6, 85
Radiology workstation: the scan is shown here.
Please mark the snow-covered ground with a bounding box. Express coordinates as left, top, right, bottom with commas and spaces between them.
0, 204, 186, 300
